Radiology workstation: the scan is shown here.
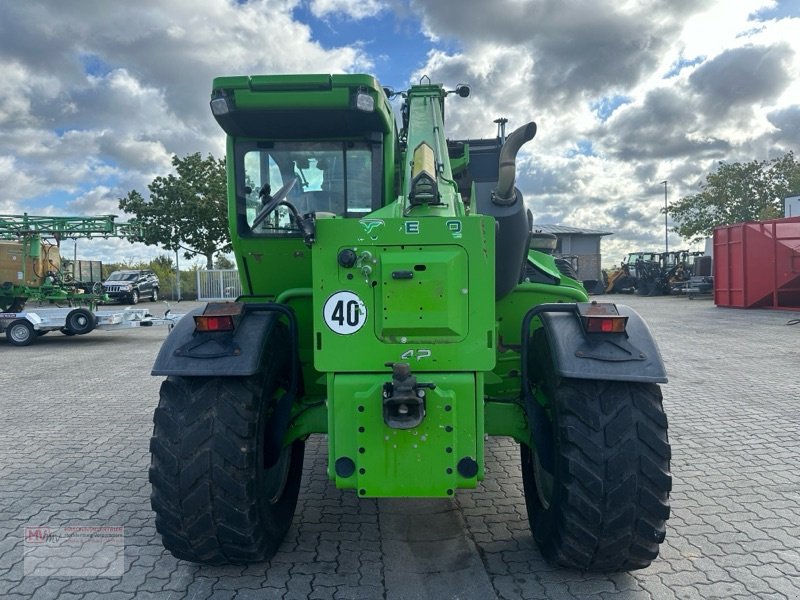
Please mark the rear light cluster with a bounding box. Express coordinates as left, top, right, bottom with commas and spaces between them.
576, 302, 628, 334
194, 315, 235, 332
583, 316, 627, 334
193, 302, 244, 333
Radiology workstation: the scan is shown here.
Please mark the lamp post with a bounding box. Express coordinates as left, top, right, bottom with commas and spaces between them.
660, 180, 668, 254
175, 248, 182, 302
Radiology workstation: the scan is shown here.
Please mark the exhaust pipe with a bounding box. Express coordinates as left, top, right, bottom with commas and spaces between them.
493, 121, 537, 205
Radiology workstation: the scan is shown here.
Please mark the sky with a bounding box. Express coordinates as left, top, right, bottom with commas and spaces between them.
0, 0, 799, 267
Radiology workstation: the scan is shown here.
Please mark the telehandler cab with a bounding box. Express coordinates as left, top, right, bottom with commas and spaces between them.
149, 74, 671, 571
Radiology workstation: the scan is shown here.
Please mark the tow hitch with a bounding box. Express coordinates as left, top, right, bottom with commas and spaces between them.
382, 362, 435, 429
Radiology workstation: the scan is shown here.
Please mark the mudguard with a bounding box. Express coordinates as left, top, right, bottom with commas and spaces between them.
532, 304, 668, 384
151, 307, 282, 377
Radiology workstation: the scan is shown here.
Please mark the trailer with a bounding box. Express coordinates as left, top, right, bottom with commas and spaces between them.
1, 305, 183, 347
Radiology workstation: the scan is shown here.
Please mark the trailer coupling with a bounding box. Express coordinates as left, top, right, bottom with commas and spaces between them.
382, 362, 435, 429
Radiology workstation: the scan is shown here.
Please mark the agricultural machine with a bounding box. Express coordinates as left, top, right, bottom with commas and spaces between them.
604, 250, 710, 296
0, 213, 140, 311
150, 74, 671, 571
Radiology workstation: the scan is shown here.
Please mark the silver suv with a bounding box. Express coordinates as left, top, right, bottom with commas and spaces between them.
102, 269, 160, 304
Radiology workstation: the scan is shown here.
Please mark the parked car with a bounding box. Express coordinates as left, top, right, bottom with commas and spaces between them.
102, 270, 159, 304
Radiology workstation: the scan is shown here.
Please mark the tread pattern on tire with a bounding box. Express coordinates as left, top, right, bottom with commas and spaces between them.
149, 327, 303, 564
523, 378, 671, 572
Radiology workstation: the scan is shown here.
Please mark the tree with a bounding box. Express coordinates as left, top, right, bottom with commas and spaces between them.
150, 254, 175, 272
119, 153, 230, 269
214, 254, 235, 270
666, 151, 800, 242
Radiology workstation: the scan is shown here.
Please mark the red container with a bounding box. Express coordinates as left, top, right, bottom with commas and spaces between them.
714, 217, 800, 309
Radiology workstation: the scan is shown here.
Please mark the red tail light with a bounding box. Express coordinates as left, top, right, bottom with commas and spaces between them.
576, 302, 628, 334
194, 314, 235, 332
193, 302, 244, 332
584, 316, 627, 334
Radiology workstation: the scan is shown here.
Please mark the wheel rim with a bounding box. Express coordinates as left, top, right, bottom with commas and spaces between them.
532, 446, 554, 510
10, 324, 30, 343
262, 445, 292, 504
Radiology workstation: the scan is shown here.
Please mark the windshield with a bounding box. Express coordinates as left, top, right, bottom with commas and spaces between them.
107, 273, 137, 281
236, 141, 378, 235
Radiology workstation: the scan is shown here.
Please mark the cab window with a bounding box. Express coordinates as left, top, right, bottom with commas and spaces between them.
236, 141, 380, 235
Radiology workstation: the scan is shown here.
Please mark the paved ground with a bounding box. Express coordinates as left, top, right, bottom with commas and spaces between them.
1, 295, 799, 599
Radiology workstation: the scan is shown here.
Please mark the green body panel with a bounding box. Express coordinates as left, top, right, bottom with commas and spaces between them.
213, 74, 394, 134
329, 373, 481, 496
283, 400, 327, 446
311, 216, 495, 372
212, 73, 593, 498
484, 401, 529, 444
487, 265, 588, 401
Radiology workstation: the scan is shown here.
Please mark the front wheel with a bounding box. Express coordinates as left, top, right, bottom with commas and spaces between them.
6, 320, 35, 346
130, 289, 139, 304
151, 288, 159, 302
149, 332, 303, 564
522, 379, 671, 571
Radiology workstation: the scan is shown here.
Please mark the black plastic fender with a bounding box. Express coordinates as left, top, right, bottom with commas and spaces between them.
151, 306, 282, 377
152, 302, 301, 469
520, 303, 666, 475
531, 304, 668, 384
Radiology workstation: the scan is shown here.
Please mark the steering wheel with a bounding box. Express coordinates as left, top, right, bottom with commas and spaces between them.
252, 177, 298, 228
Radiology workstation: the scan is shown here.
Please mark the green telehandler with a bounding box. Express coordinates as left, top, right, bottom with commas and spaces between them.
149, 74, 671, 571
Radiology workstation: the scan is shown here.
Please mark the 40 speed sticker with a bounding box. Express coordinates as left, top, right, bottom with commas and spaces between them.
323, 291, 367, 335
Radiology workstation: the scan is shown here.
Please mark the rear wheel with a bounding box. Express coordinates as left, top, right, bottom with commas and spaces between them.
522, 379, 671, 571
149, 328, 304, 564
6, 320, 35, 346
65, 308, 96, 335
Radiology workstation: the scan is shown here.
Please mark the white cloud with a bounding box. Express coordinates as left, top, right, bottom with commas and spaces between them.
310, 0, 387, 19
409, 0, 800, 259
0, 0, 375, 261
0, 0, 798, 265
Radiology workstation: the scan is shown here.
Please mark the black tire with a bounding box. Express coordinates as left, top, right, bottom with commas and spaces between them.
6, 319, 35, 346
149, 328, 304, 564
65, 308, 96, 335
522, 378, 671, 571
130, 289, 139, 304
610, 275, 635, 294
151, 288, 159, 302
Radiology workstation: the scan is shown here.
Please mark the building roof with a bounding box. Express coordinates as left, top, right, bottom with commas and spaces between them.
532, 224, 613, 236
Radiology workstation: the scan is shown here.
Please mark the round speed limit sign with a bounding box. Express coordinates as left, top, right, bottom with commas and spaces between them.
323, 291, 367, 335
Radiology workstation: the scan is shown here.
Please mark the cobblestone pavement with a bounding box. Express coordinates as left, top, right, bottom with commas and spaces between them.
1, 296, 799, 599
